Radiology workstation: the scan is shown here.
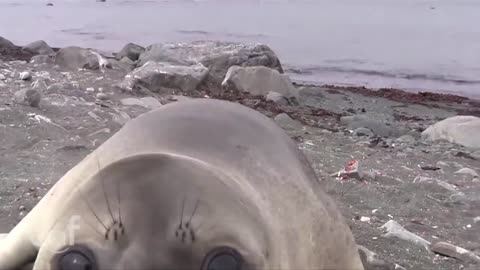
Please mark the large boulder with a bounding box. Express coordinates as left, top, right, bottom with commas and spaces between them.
22, 40, 54, 55
55, 46, 102, 70
0, 36, 15, 48
221, 65, 297, 98
137, 41, 283, 85
115, 43, 145, 61
421, 115, 480, 149
118, 61, 209, 94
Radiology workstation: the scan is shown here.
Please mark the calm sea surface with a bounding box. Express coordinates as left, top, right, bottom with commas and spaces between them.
1, 0, 479, 98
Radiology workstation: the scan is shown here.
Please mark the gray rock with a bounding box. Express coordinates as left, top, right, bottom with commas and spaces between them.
354, 127, 374, 137
358, 245, 405, 270
137, 41, 283, 85
18, 71, 32, 81
380, 220, 431, 249
96, 93, 108, 100
266, 91, 289, 106
274, 113, 302, 130
116, 43, 145, 61
119, 56, 135, 65
121, 97, 162, 109
0, 74, 5, 80
0, 36, 15, 48
413, 176, 458, 192
0, 82, 7, 89
430, 242, 480, 264
30, 54, 55, 65
22, 40, 54, 55
107, 59, 135, 72
111, 111, 131, 126
118, 61, 209, 94
13, 88, 41, 107
55, 46, 101, 70
221, 66, 298, 98
455, 168, 479, 178
340, 115, 399, 137
422, 115, 480, 149
396, 134, 416, 144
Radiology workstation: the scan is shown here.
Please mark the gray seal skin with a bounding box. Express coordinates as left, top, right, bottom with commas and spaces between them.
0, 98, 364, 270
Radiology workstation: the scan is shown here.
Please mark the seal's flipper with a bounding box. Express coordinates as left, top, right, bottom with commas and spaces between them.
0, 227, 37, 270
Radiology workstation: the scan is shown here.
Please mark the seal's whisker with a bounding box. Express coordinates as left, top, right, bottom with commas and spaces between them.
186, 199, 200, 228
95, 153, 116, 225
116, 176, 123, 227
179, 194, 186, 228
75, 184, 108, 232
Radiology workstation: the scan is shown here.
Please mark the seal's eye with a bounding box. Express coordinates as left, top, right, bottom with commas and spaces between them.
54, 245, 97, 270
201, 246, 243, 270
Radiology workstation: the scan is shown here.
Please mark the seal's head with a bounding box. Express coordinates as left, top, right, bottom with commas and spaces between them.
32, 153, 273, 270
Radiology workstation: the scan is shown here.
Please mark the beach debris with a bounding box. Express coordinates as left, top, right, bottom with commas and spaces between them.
332, 159, 366, 181
27, 113, 67, 131
18, 71, 32, 81
419, 164, 441, 171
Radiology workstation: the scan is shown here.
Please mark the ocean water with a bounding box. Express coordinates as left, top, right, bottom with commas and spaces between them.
1, 0, 479, 98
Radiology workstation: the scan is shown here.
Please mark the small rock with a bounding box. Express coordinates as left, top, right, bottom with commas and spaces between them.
354, 127, 374, 137
396, 134, 416, 144
13, 88, 41, 107
273, 113, 302, 130
18, 71, 32, 80
380, 220, 431, 249
455, 168, 479, 178
111, 111, 131, 126
86, 87, 95, 92
96, 93, 108, 100
358, 245, 403, 270
0, 82, 6, 89
30, 54, 55, 65
0, 74, 5, 80
266, 91, 290, 106
474, 217, 480, 223
18, 205, 26, 211
430, 242, 480, 264
46, 2, 54, 6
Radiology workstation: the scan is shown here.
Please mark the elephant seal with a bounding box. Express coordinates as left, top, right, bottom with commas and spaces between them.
0, 98, 364, 270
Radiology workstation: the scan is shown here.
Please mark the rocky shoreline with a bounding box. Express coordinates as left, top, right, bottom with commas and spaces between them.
1, 36, 479, 269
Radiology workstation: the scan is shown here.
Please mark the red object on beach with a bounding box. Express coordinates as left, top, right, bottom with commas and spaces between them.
344, 159, 358, 171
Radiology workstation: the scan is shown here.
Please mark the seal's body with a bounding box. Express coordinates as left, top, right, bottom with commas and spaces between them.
0, 98, 364, 270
